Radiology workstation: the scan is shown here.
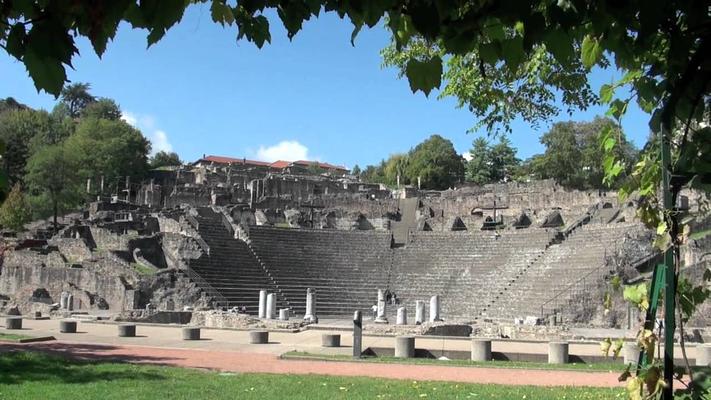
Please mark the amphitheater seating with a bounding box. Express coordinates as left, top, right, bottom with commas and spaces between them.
248, 226, 393, 316
181, 206, 652, 322
482, 222, 648, 320
188, 208, 286, 313
390, 230, 554, 320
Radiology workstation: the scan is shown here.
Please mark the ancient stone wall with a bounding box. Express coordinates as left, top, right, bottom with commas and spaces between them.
0, 249, 136, 312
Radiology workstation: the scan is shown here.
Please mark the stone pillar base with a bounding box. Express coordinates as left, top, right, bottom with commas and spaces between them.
182, 327, 201, 340
249, 330, 269, 344
548, 341, 569, 364
60, 320, 77, 333
395, 336, 415, 358
118, 324, 136, 337
321, 334, 341, 347
471, 339, 492, 361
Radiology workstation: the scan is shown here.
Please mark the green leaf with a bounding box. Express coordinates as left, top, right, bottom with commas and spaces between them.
211, 1, 234, 26
23, 49, 66, 96
5, 23, 26, 59
603, 137, 616, 152
544, 30, 574, 64
581, 34, 602, 68
656, 221, 667, 235
501, 37, 525, 71
478, 42, 501, 64
599, 83, 614, 104
405, 56, 443, 96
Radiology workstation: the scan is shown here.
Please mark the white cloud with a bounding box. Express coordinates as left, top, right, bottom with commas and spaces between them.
122, 111, 172, 155
462, 152, 473, 161
152, 130, 173, 153
255, 140, 310, 162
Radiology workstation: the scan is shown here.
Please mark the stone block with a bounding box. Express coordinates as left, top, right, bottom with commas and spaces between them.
321, 334, 341, 347
249, 330, 269, 344
697, 344, 711, 367
548, 341, 569, 364
182, 327, 201, 340
279, 308, 289, 321
471, 339, 492, 361
5, 317, 22, 330
60, 320, 77, 333
623, 342, 638, 365
396, 307, 407, 325
118, 324, 136, 337
395, 336, 415, 358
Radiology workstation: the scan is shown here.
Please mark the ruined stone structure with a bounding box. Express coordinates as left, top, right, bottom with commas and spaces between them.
1, 157, 708, 329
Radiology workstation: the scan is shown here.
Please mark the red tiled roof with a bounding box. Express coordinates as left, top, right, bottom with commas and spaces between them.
292, 160, 347, 171
269, 160, 290, 169
200, 155, 271, 167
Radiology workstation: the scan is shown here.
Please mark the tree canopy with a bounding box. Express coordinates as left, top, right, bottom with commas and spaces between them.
150, 151, 182, 169
532, 118, 637, 189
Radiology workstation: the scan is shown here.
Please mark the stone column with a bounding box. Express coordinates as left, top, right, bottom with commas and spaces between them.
266, 293, 276, 319
303, 288, 318, 323
548, 341, 569, 364
471, 339, 492, 361
60, 292, 68, 310
395, 336, 415, 358
67, 294, 74, 311
415, 300, 425, 325
623, 342, 638, 365
258, 290, 267, 318
396, 307, 407, 325
697, 344, 711, 367
353, 310, 362, 358
375, 289, 388, 323
429, 295, 440, 322
279, 308, 289, 321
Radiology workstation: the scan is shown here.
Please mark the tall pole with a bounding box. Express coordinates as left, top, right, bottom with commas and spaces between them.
660, 123, 675, 400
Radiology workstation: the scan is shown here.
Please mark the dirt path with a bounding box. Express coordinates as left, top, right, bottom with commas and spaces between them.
1, 342, 622, 388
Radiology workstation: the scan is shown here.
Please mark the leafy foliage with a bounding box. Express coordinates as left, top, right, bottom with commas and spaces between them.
150, 151, 182, 169
61, 83, 96, 118
465, 137, 520, 184
532, 118, 637, 189
0, 183, 31, 231
24, 143, 83, 225
65, 117, 151, 184
361, 135, 463, 190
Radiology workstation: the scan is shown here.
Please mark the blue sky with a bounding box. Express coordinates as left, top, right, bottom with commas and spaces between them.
1, 5, 651, 169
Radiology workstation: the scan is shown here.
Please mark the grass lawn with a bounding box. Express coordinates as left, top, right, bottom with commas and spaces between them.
282, 351, 627, 372
0, 351, 623, 399
0, 332, 35, 342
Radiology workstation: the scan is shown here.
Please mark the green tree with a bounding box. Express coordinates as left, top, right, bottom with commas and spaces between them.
0, 183, 31, 231
60, 83, 96, 118
65, 117, 151, 184
535, 118, 636, 189
81, 98, 122, 120
405, 134, 463, 190
0, 108, 52, 185
489, 137, 520, 182
465, 138, 491, 185
150, 151, 182, 169
384, 154, 409, 186
25, 143, 82, 231
351, 164, 361, 176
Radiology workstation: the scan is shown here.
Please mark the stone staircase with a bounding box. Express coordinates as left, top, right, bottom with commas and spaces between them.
248, 226, 393, 316
390, 230, 554, 321
186, 208, 287, 313
482, 222, 648, 322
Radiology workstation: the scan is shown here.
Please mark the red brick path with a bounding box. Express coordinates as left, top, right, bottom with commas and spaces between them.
1, 342, 622, 388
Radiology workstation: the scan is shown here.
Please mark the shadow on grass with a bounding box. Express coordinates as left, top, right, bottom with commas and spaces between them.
0, 342, 184, 385
0, 350, 168, 385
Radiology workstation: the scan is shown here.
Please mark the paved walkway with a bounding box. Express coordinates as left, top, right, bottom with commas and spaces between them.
1, 342, 622, 388
0, 318, 697, 388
